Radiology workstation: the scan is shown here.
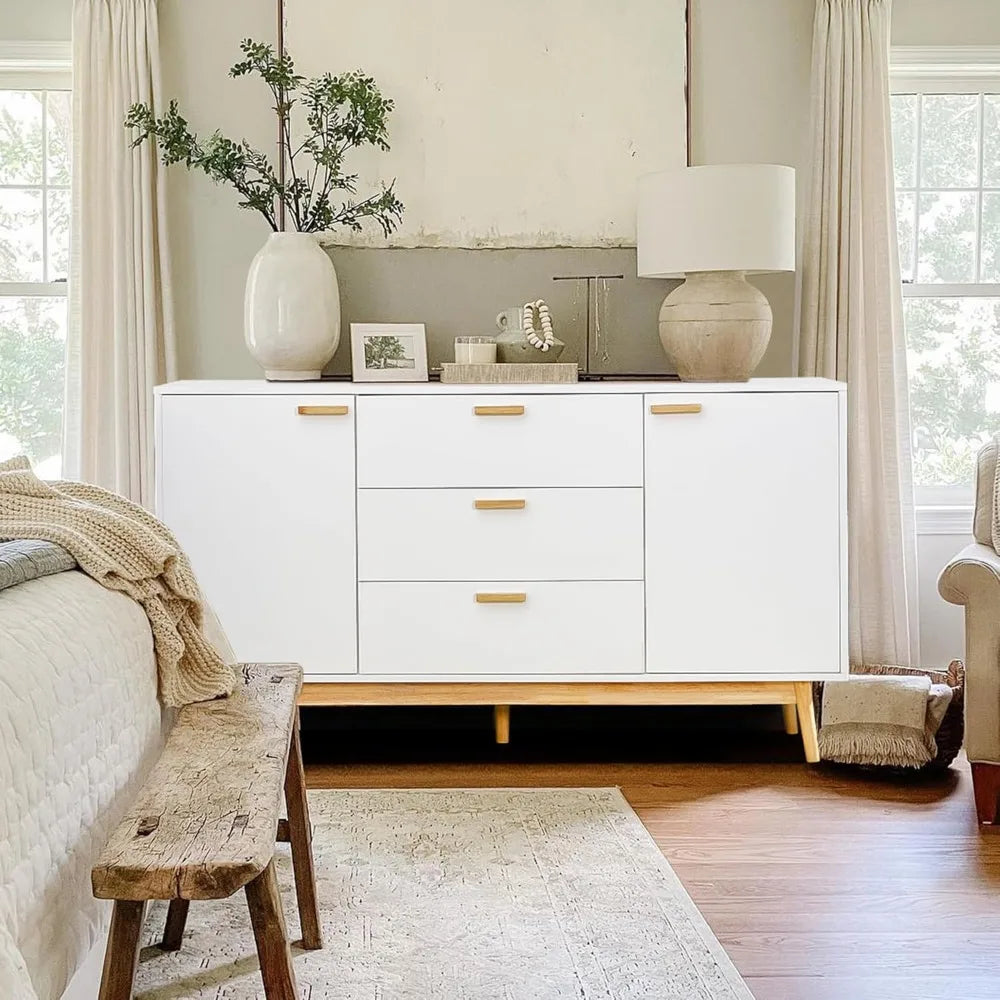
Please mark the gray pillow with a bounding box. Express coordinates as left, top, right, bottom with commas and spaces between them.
0, 539, 76, 592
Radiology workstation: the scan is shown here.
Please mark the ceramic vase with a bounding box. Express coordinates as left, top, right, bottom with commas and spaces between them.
494, 328, 567, 364
494, 307, 566, 363
244, 231, 341, 380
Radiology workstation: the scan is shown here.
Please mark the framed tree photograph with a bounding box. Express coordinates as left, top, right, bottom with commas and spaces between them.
351, 323, 429, 382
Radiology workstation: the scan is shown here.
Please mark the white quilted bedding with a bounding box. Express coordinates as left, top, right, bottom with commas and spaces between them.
0, 570, 163, 1000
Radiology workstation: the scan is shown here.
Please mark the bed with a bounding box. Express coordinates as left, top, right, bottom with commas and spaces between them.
0, 541, 163, 1000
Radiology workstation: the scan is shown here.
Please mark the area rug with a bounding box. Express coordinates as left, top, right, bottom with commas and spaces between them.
134, 788, 752, 999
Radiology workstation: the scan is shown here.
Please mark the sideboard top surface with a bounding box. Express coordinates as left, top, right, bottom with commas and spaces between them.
157, 377, 846, 396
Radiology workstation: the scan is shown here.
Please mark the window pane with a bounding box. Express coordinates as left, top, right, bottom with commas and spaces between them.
0, 189, 44, 281
896, 191, 916, 282
905, 297, 1000, 488
46, 188, 70, 282
919, 94, 980, 189
985, 95, 1000, 188
917, 191, 977, 282
0, 296, 66, 476
891, 94, 917, 189
45, 90, 71, 185
983, 192, 1000, 283
0, 90, 43, 184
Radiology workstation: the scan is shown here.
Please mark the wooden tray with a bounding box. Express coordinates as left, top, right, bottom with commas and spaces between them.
439, 363, 579, 384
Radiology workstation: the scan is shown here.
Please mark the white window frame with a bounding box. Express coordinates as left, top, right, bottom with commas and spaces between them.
890, 46, 1000, 533
0, 42, 72, 302
0, 42, 71, 475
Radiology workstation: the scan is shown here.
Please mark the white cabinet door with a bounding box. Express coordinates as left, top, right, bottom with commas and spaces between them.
644, 391, 843, 677
157, 394, 357, 676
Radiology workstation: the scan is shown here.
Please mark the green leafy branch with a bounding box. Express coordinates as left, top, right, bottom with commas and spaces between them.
124, 39, 404, 236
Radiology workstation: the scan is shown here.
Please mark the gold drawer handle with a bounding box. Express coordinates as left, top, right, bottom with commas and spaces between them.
649, 403, 702, 415
297, 405, 350, 416
475, 592, 527, 604
474, 405, 525, 416
474, 499, 526, 510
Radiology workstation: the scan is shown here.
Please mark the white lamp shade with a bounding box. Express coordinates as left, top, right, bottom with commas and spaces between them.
637, 164, 796, 278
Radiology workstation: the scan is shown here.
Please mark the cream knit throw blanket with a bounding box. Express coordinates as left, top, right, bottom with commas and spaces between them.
0, 457, 234, 707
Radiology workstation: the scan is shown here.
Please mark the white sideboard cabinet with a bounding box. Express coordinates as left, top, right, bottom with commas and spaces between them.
156, 378, 847, 761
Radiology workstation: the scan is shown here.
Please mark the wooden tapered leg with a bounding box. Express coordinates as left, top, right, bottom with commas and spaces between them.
794, 683, 820, 763
160, 899, 189, 951
245, 861, 298, 1000
98, 900, 146, 1000
284, 715, 322, 950
494, 705, 510, 744
781, 703, 799, 735
971, 762, 1000, 825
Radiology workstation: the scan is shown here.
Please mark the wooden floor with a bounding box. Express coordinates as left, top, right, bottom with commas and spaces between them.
306, 753, 1000, 1000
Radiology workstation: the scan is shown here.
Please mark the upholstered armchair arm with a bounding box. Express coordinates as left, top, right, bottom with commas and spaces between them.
939, 543, 1000, 763
939, 542, 1000, 602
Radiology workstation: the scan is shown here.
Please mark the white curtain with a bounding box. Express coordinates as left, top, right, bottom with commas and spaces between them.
799, 0, 919, 667
64, 0, 176, 506
799, 0, 920, 669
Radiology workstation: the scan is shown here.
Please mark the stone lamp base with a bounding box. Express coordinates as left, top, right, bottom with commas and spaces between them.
658, 270, 772, 382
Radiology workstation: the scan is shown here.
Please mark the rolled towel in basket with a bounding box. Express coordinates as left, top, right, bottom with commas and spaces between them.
819, 674, 954, 768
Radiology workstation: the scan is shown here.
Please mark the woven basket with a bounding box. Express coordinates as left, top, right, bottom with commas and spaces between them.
812, 660, 965, 772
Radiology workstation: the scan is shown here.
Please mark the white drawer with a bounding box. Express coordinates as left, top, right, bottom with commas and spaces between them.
358, 488, 643, 581
359, 581, 644, 675
356, 394, 643, 487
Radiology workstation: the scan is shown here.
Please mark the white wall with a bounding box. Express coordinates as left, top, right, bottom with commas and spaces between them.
157, 0, 818, 380
893, 0, 1000, 46
159, 0, 275, 380
918, 533, 968, 667
0, 0, 70, 42
689, 0, 814, 378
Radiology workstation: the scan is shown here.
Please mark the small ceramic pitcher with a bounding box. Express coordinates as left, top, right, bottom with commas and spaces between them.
495, 307, 524, 334
494, 304, 566, 363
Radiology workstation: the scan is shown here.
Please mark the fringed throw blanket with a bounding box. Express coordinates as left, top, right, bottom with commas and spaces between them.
0, 456, 235, 707
819, 674, 953, 767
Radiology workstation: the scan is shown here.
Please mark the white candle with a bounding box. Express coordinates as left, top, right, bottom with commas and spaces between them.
455, 338, 497, 364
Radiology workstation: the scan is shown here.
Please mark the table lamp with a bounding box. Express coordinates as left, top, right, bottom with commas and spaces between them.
637, 164, 795, 381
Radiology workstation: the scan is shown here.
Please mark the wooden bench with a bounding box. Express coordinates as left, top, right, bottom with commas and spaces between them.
92, 663, 321, 1000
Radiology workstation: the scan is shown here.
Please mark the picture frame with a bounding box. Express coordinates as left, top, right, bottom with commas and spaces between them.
350, 323, 429, 382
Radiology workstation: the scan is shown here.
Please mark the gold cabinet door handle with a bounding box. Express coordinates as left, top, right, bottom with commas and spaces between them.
649, 403, 702, 415
474, 499, 526, 510
475, 592, 527, 604
474, 405, 525, 416
297, 405, 350, 416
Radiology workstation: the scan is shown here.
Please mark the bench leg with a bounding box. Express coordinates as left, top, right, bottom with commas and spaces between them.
245, 860, 298, 1000
283, 714, 322, 950
160, 898, 189, 951
98, 900, 146, 1000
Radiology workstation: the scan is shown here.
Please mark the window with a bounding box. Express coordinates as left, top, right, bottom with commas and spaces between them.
890, 49, 1000, 505
0, 44, 71, 478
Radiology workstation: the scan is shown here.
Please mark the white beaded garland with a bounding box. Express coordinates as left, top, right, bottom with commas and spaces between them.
522, 299, 555, 352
